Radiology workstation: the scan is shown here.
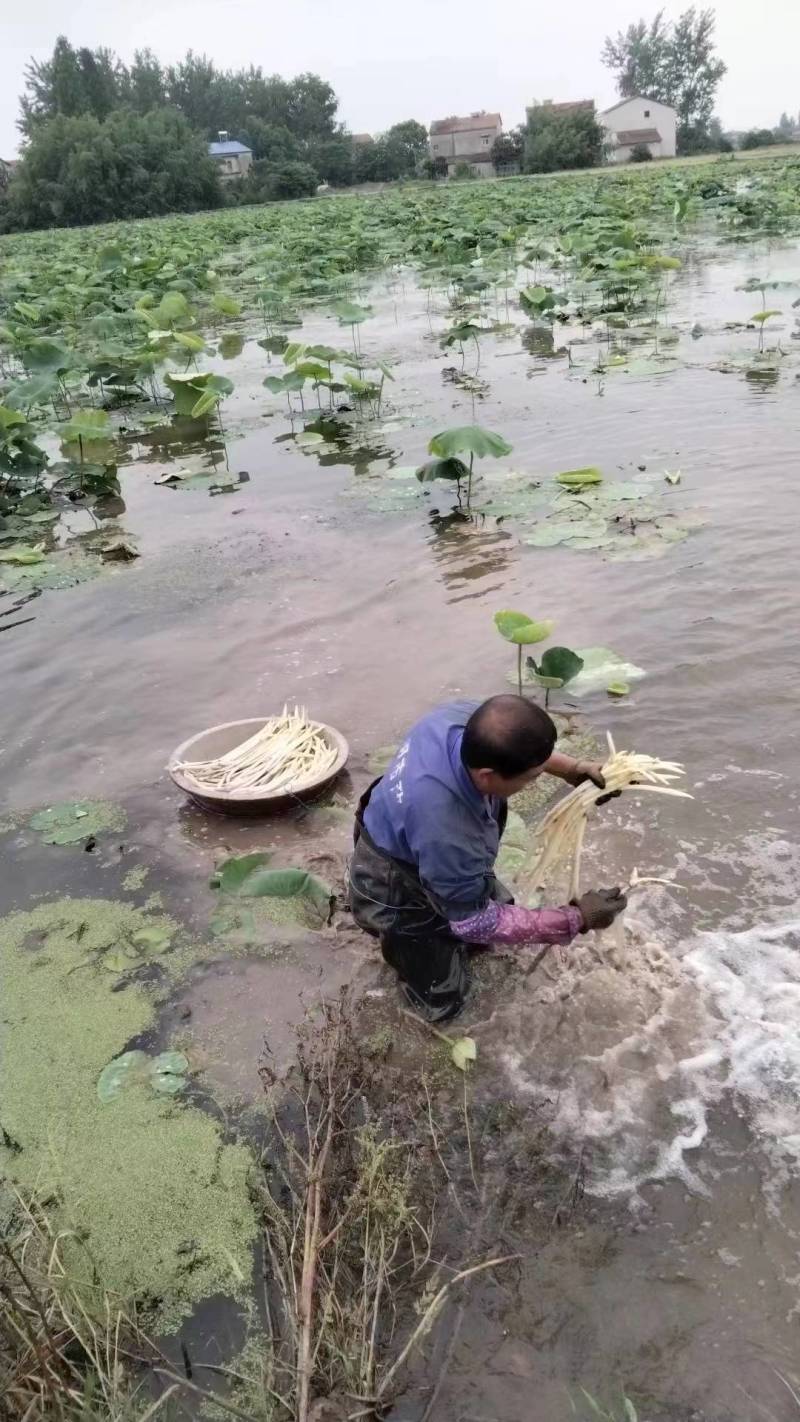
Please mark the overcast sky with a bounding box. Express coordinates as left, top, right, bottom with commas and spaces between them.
2, 0, 799, 157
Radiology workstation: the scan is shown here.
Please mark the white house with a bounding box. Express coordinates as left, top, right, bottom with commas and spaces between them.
208, 132, 253, 181
599, 97, 677, 162
429, 112, 503, 178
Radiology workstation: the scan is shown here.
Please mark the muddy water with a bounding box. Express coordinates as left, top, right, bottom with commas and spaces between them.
3, 234, 800, 1418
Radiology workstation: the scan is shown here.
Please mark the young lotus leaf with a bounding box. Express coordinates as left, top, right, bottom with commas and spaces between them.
451, 1036, 477, 1072
556, 467, 603, 489
333, 300, 372, 325
155, 291, 190, 325
494, 610, 554, 645
209, 852, 272, 894
606, 681, 630, 697
4, 375, 61, 411
213, 292, 242, 317
416, 456, 469, 484
429, 426, 512, 460
173, 331, 206, 353
535, 646, 584, 686
24, 338, 73, 374
62, 409, 111, 444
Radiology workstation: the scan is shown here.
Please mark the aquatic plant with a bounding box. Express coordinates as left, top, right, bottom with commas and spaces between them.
420, 425, 512, 507
494, 610, 556, 697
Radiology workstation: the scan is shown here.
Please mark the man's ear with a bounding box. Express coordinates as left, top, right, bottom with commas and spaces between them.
471, 767, 495, 793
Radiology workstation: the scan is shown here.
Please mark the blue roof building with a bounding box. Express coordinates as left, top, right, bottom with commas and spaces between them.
208, 132, 253, 180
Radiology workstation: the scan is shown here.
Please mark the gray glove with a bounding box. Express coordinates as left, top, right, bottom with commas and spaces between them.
574, 886, 627, 932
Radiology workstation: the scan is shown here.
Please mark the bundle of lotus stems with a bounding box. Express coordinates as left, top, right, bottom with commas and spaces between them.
525, 732, 692, 899
176, 707, 338, 795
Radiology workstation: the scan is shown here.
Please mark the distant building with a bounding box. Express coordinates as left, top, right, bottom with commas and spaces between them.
0, 157, 18, 189
208, 132, 253, 181
429, 111, 503, 178
599, 97, 677, 162
526, 99, 596, 123
351, 133, 373, 147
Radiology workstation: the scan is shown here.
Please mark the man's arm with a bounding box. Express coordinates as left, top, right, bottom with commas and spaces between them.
450, 888, 627, 947
544, 752, 606, 788
450, 898, 582, 946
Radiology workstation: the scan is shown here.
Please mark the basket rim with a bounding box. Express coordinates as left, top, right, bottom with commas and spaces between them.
168, 716, 349, 802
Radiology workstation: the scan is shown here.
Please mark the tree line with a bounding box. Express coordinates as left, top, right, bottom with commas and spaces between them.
1, 38, 430, 230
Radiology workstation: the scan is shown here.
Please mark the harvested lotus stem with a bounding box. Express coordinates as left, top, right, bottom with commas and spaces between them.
525, 732, 692, 900
176, 706, 338, 795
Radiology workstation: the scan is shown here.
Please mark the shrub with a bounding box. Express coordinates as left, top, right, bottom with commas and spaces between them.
629, 142, 654, 162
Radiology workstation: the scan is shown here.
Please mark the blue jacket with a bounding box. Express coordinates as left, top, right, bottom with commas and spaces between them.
363, 701, 504, 918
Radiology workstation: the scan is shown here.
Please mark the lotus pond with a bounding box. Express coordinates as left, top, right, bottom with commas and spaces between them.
3, 153, 800, 1420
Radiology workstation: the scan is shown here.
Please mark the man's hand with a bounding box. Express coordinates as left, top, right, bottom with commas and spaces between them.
569, 759, 606, 790
570, 760, 621, 806
573, 886, 627, 932
544, 754, 620, 803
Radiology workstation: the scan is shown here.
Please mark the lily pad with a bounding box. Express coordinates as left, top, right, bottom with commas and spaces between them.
130, 924, 173, 955
606, 681, 630, 697
209, 852, 271, 894
0, 545, 46, 566
28, 799, 127, 845
555, 467, 603, 489
97, 1049, 189, 1104
97, 1050, 149, 1103
210, 855, 333, 921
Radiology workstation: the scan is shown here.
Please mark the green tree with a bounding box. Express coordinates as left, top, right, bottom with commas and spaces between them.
776, 111, 796, 139
524, 107, 606, 174
491, 128, 524, 172
5, 107, 222, 230
305, 134, 355, 185
354, 137, 403, 182
283, 74, 339, 140
602, 6, 726, 150
19, 36, 124, 136
384, 119, 428, 174
123, 49, 167, 113
740, 128, 779, 150
263, 160, 319, 199
239, 118, 303, 164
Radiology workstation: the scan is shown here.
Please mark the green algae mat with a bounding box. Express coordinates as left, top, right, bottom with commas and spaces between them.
0, 897, 258, 1331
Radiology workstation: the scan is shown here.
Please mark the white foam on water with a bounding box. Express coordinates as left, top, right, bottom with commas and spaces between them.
495, 831, 800, 1201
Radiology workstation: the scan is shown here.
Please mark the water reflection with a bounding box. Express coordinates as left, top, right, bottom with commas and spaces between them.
275, 414, 395, 475
521, 325, 569, 360
426, 505, 517, 602
219, 333, 245, 361
119, 417, 228, 470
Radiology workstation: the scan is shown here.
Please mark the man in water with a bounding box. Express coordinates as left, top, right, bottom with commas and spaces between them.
349, 695, 626, 1020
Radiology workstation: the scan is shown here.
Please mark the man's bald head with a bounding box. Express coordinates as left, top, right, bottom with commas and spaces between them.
462, 695, 557, 782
